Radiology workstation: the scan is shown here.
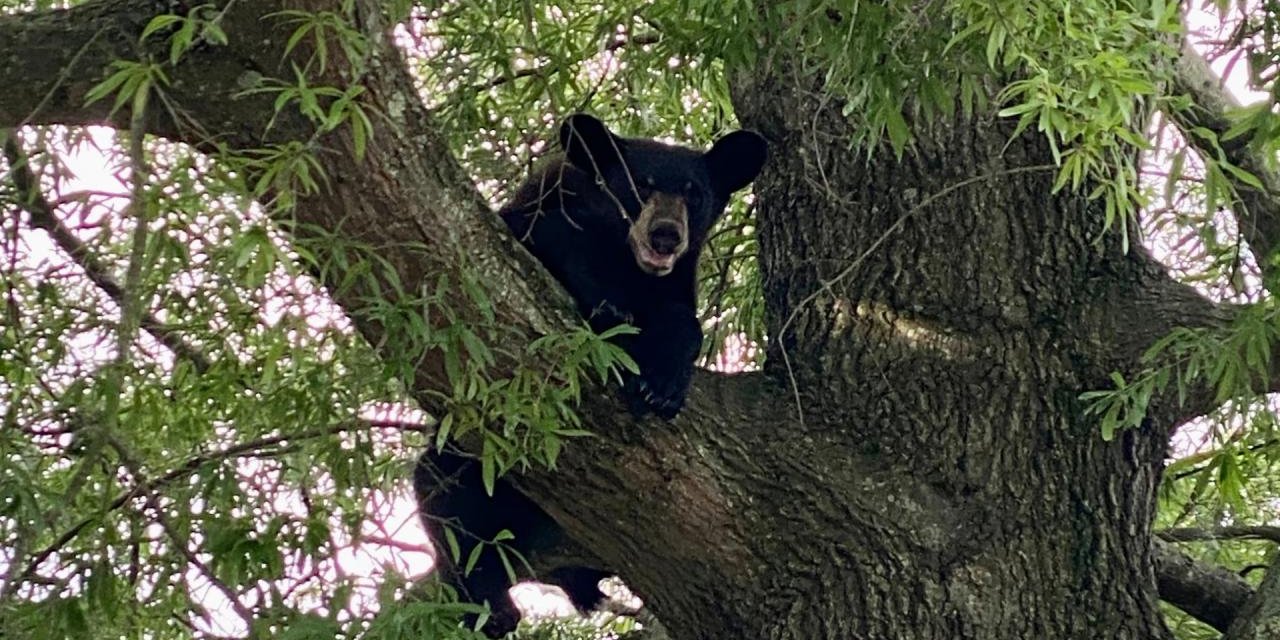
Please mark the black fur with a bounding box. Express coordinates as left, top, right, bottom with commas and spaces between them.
503, 113, 766, 418
415, 450, 608, 636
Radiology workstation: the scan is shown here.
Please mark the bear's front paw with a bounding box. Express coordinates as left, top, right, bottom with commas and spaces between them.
589, 300, 634, 326
623, 364, 691, 420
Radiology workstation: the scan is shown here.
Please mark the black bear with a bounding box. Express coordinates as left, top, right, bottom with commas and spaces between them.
417, 114, 766, 637
502, 112, 767, 418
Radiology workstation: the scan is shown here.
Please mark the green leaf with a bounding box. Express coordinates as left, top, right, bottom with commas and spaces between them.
202, 21, 228, 46
1221, 160, 1265, 191
883, 104, 910, 158
444, 527, 462, 563
996, 102, 1040, 118
497, 544, 516, 582
1164, 148, 1185, 205
435, 413, 454, 450
464, 540, 486, 575
480, 440, 496, 497
140, 14, 184, 42
83, 63, 135, 108
171, 16, 197, 64
986, 25, 1007, 70
1217, 450, 1246, 511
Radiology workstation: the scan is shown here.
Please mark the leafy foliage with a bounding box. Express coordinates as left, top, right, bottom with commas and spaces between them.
1077, 8, 1280, 634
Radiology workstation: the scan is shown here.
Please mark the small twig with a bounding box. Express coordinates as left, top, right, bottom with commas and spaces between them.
698, 208, 754, 361
54, 84, 153, 507
468, 33, 661, 93
357, 535, 433, 554
1170, 437, 1279, 482
1170, 35, 1280, 279
15, 420, 426, 588
106, 433, 257, 629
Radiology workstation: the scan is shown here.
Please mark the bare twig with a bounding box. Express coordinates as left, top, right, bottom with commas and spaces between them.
14, 419, 427, 588
106, 433, 258, 629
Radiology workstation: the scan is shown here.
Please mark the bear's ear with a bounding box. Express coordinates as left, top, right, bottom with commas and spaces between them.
704, 130, 768, 197
559, 113, 624, 175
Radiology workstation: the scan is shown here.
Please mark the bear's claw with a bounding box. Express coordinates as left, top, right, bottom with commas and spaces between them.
623, 373, 686, 420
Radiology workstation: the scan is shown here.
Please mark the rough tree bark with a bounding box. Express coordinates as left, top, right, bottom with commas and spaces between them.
725, 55, 1179, 637
0, 1, 1271, 638
1225, 554, 1280, 640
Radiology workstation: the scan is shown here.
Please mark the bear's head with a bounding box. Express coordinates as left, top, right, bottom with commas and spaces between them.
559, 113, 767, 276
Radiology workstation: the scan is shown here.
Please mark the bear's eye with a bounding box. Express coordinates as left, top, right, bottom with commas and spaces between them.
637, 177, 655, 201
685, 183, 702, 209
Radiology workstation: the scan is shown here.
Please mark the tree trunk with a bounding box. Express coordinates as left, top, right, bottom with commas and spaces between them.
577, 61, 1178, 636
0, 2, 1246, 639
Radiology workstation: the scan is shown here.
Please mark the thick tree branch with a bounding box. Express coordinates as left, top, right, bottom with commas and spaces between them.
0, 0, 340, 151
1171, 37, 1280, 271
1154, 540, 1254, 633
1083, 247, 1280, 430
1075, 247, 1242, 428
1, 0, 581, 393
1087, 249, 1229, 361
1077, 39, 1280, 429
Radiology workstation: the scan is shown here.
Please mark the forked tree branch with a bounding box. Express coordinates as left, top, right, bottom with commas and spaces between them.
1071, 35, 1280, 429
1170, 36, 1280, 274
1098, 35, 1280, 426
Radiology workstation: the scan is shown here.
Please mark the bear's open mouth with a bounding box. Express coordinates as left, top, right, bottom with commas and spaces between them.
632, 241, 677, 275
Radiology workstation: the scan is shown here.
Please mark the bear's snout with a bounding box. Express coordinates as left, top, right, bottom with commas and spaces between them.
628, 192, 689, 276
